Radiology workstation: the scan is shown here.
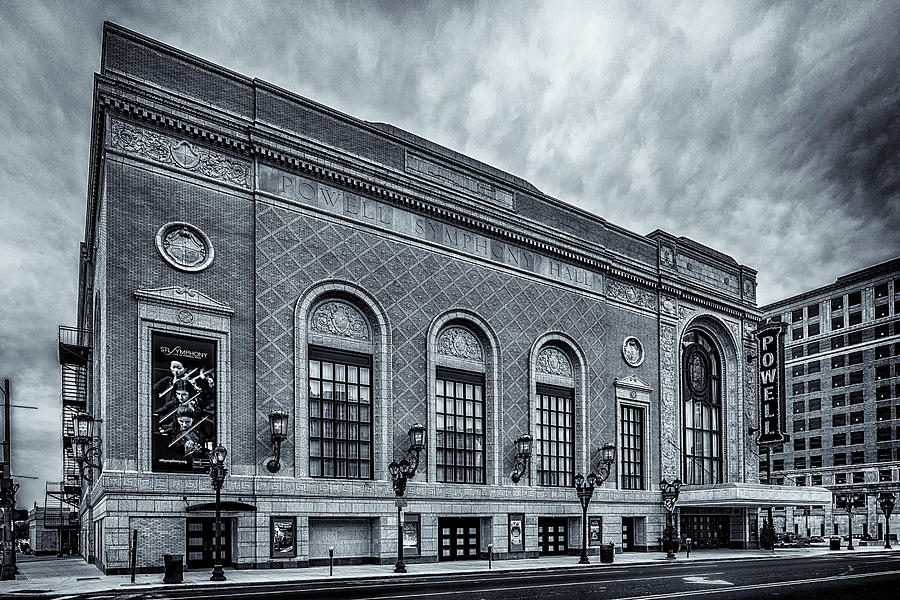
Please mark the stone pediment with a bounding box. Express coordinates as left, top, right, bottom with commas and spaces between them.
614, 375, 652, 391
134, 285, 234, 315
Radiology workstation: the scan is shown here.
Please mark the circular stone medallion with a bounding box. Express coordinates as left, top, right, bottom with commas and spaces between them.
155, 222, 215, 272
622, 336, 644, 367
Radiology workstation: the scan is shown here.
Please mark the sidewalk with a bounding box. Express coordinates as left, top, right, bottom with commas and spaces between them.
3, 544, 895, 598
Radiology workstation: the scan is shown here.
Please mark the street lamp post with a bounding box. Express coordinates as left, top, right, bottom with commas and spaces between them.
803, 507, 811, 538
878, 492, 895, 550
388, 424, 425, 574
660, 477, 682, 559
835, 493, 862, 551
209, 445, 228, 581
573, 443, 615, 565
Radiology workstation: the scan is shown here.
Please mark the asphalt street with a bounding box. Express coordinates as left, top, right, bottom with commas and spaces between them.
52, 551, 900, 600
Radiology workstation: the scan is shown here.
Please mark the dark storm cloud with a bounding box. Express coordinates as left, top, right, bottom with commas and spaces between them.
1, 0, 898, 507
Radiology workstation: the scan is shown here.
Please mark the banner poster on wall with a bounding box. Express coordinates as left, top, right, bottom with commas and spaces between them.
151, 332, 217, 473
508, 513, 525, 553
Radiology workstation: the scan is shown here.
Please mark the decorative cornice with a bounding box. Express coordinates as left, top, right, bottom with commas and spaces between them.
133, 286, 234, 316
614, 375, 652, 391
108, 119, 251, 188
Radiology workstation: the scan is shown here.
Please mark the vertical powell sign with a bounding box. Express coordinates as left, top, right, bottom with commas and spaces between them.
754, 322, 789, 445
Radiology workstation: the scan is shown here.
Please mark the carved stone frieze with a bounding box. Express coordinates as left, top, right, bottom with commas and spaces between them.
660, 246, 675, 269
744, 356, 759, 482
109, 119, 251, 188
536, 347, 573, 378
437, 327, 483, 361
310, 301, 370, 340
659, 323, 678, 478
678, 304, 696, 320
660, 295, 677, 317
606, 279, 655, 311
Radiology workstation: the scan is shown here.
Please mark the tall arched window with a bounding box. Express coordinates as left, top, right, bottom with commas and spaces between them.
681, 329, 723, 485
534, 345, 576, 487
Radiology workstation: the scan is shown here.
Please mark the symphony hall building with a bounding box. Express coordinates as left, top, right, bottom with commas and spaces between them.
61, 23, 829, 574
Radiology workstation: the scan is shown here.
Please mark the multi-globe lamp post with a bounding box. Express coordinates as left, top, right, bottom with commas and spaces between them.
209, 445, 228, 581
388, 424, 426, 574
573, 442, 615, 564
660, 477, 682, 559
878, 492, 895, 550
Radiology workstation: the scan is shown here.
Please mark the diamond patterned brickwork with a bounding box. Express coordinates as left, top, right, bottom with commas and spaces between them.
255, 202, 610, 475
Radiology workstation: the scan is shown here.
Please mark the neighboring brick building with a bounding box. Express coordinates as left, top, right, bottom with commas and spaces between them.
761, 258, 900, 540
62, 23, 829, 574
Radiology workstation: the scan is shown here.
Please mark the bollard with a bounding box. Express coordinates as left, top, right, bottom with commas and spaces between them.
487, 544, 493, 569
329, 546, 334, 576
130, 530, 137, 583
685, 538, 691, 558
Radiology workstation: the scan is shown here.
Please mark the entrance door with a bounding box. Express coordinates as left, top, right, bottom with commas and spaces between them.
186, 518, 232, 568
622, 517, 636, 551
680, 515, 729, 548
538, 517, 568, 555
438, 518, 480, 561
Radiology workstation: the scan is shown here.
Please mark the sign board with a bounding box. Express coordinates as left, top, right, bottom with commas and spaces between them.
395, 499, 408, 508
754, 322, 789, 446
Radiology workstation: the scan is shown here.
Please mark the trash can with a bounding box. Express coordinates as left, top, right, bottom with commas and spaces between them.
829, 537, 842, 551
163, 554, 184, 584
600, 543, 615, 564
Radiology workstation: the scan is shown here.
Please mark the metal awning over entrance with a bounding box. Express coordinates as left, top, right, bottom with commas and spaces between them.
185, 501, 257, 512
678, 483, 832, 508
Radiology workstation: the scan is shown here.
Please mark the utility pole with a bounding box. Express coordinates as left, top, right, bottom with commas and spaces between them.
1, 378, 18, 581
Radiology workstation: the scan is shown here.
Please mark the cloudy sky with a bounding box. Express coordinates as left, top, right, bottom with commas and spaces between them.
1, 0, 898, 508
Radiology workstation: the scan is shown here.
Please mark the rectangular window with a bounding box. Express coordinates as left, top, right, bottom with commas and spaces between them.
535, 383, 573, 487
848, 311, 862, 326
833, 433, 847, 446
832, 394, 846, 407
877, 426, 892, 441
808, 322, 820, 336
793, 419, 806, 432
875, 283, 888, 299
773, 459, 784, 471
792, 328, 804, 341
850, 430, 864, 444
848, 331, 862, 345
792, 365, 805, 377
848, 390, 864, 404
848, 351, 863, 365
808, 380, 821, 392
308, 348, 373, 480
809, 436, 822, 449
876, 345, 891, 360
794, 457, 806, 470
811, 474, 823, 486
793, 400, 805, 414
831, 336, 844, 350
835, 473, 847, 484
849, 370, 863, 385
832, 374, 845, 388
832, 316, 844, 330
807, 341, 820, 355
850, 411, 864, 425
807, 303, 820, 318
808, 417, 821, 430
792, 308, 804, 322
833, 414, 847, 427
852, 472, 865, 483
875, 304, 889, 319
807, 360, 821, 374
880, 470, 893, 482
876, 386, 890, 401
876, 365, 891, 380
810, 455, 822, 468
831, 297, 844, 311
794, 438, 806, 451
808, 398, 821, 411
436, 368, 486, 484
620, 405, 645, 490
849, 290, 862, 306
833, 453, 847, 466
876, 324, 890, 338
792, 346, 805, 359
878, 448, 894, 462
877, 407, 892, 422
832, 355, 846, 369
792, 383, 805, 396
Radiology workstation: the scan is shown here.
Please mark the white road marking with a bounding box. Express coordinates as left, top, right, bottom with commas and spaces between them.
682, 576, 733, 585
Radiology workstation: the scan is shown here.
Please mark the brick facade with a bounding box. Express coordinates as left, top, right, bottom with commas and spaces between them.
65, 23, 821, 574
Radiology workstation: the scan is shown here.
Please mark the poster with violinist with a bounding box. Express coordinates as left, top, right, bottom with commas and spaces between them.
151, 332, 217, 473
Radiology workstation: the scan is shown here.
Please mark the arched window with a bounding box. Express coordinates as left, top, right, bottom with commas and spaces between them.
681, 329, 723, 485
534, 345, 575, 487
